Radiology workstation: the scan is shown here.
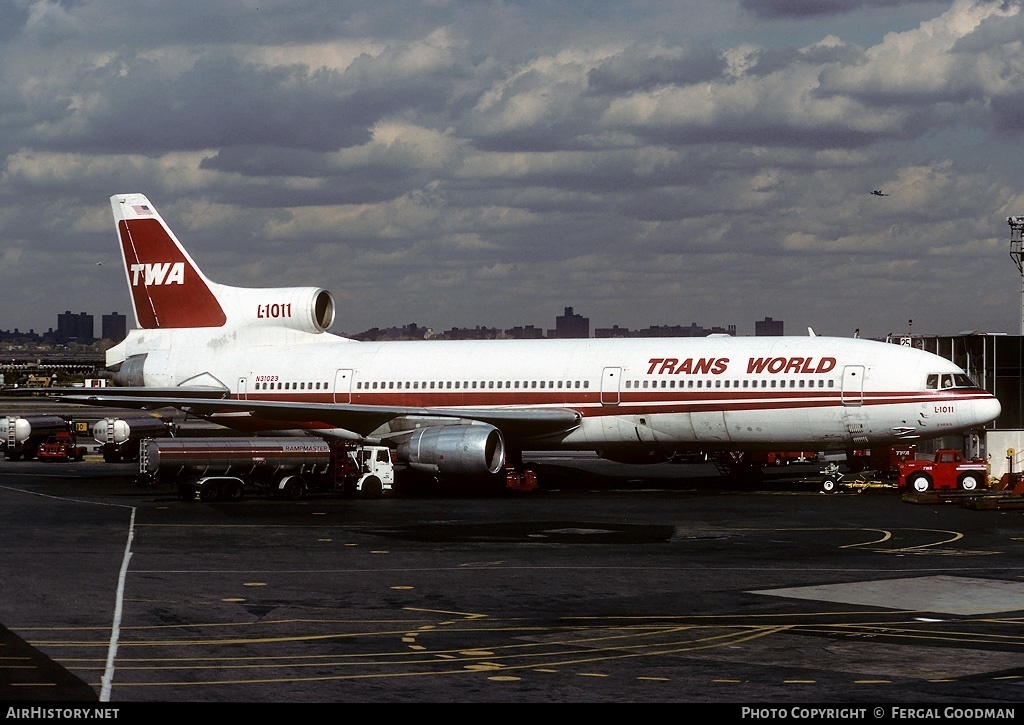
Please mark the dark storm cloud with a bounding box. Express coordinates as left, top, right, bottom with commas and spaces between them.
990, 91, 1024, 134
750, 41, 867, 75
0, 0, 30, 42
1, 0, 1022, 339
586, 45, 727, 94
34, 54, 373, 154
739, 0, 940, 19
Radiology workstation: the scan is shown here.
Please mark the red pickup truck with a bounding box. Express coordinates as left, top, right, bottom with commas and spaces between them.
36, 432, 87, 462
897, 449, 988, 493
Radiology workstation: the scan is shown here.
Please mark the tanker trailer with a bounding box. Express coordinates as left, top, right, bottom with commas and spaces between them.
92, 417, 175, 462
1, 415, 72, 461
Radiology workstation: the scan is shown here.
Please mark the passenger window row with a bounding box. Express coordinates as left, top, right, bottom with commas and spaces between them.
255, 381, 327, 390
355, 380, 591, 390
625, 379, 836, 389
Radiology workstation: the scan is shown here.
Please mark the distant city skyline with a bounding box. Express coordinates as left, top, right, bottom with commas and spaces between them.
0, 307, 784, 343
0, 311, 126, 345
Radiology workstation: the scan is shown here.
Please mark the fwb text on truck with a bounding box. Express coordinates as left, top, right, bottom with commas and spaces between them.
136, 437, 395, 501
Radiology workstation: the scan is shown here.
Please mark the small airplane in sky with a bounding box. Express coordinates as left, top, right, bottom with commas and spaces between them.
57, 194, 1001, 487
871, 190, 889, 197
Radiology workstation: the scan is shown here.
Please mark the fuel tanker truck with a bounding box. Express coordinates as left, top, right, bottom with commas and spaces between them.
136, 437, 395, 501
92, 416, 175, 462
1, 415, 74, 460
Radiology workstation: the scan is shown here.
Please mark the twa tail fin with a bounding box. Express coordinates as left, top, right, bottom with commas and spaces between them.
112, 194, 227, 329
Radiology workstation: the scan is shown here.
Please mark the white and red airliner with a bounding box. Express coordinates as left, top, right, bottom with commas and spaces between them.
65, 193, 1001, 481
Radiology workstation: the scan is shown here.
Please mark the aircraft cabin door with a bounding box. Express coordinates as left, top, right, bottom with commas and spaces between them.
600, 367, 621, 405
236, 377, 247, 401
841, 365, 864, 406
334, 369, 353, 404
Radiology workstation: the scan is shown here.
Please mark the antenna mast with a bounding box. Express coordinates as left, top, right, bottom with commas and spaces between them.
1011, 216, 1024, 334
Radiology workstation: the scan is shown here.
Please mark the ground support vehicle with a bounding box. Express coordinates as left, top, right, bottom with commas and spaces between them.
503, 466, 539, 491
897, 449, 989, 493
92, 416, 175, 462
846, 445, 917, 476
1, 415, 74, 460
35, 431, 87, 462
749, 451, 818, 467
136, 437, 395, 502
819, 465, 898, 494
956, 472, 1024, 510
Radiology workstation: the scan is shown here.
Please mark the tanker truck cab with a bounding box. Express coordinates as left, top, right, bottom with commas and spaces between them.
349, 446, 395, 497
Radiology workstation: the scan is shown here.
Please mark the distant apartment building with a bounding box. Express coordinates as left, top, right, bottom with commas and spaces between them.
352, 323, 429, 341
101, 312, 127, 343
551, 307, 589, 339
755, 316, 784, 336
439, 326, 501, 340
505, 325, 545, 339
56, 311, 94, 343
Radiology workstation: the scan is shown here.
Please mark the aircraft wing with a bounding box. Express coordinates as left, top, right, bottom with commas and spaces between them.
39, 386, 230, 399
56, 391, 583, 440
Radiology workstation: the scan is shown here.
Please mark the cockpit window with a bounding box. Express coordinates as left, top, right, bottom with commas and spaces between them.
928, 372, 980, 390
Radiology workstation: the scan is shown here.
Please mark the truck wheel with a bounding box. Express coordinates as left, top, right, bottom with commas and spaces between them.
908, 473, 932, 493
199, 482, 221, 502
223, 480, 244, 502
281, 477, 306, 500
361, 476, 383, 498
957, 473, 981, 491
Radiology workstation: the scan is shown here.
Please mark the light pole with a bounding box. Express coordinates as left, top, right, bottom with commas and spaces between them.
1009, 216, 1024, 335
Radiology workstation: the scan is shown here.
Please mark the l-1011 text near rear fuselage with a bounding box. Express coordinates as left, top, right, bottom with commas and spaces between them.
66, 194, 1001, 481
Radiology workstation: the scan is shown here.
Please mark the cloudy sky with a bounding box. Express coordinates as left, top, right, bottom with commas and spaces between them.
1, 0, 1023, 340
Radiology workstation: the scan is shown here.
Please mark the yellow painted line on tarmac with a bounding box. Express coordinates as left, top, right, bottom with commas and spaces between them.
403, 607, 488, 619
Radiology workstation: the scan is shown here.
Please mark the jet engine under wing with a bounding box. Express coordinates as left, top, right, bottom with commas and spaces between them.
57, 393, 583, 440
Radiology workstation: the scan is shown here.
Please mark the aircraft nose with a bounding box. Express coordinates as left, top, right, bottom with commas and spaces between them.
975, 395, 1001, 427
